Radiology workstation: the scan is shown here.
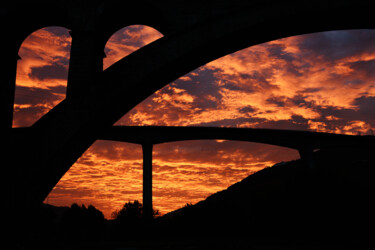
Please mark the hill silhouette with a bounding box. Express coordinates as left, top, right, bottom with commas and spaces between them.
25, 146, 375, 249
156, 147, 375, 247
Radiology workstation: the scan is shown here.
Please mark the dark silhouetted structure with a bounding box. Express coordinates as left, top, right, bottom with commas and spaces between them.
157, 147, 375, 247
2, 0, 375, 242
99, 125, 375, 211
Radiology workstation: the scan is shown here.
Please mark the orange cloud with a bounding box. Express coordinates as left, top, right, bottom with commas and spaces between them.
13, 27, 71, 127
16, 27, 71, 89
103, 25, 163, 69
47, 141, 143, 219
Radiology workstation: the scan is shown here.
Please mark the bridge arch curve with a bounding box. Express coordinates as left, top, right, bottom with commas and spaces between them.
100, 2, 375, 129
6, 2, 72, 49
98, 0, 169, 44
103, 24, 164, 69
6, 0, 375, 214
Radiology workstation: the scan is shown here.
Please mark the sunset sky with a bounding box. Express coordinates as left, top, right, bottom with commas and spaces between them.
13, 25, 375, 218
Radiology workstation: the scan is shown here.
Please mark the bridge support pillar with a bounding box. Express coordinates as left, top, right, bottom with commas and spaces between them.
142, 143, 153, 219
298, 145, 315, 169
66, 2, 105, 99
1, 47, 20, 217
66, 30, 104, 98
1, 50, 19, 129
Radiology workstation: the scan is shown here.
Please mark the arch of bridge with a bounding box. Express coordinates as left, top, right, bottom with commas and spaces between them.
4, 0, 173, 58
4, 0, 375, 207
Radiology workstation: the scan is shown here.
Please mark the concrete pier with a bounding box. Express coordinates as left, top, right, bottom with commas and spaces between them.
298, 145, 315, 169
142, 143, 153, 219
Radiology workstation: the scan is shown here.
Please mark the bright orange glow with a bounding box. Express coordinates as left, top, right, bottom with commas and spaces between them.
46, 141, 143, 218
48, 140, 299, 218
15, 26, 375, 218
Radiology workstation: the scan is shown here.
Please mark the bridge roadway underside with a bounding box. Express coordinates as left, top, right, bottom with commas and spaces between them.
2, 0, 375, 232
100, 126, 375, 149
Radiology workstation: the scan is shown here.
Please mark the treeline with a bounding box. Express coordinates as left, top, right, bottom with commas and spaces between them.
28, 200, 160, 249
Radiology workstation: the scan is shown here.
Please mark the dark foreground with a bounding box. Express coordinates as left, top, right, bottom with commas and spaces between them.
13, 147, 375, 249
37, 238, 371, 250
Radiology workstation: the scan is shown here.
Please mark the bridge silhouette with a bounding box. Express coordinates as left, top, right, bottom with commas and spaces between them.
11, 125, 375, 216
2, 0, 375, 228
99, 125, 375, 215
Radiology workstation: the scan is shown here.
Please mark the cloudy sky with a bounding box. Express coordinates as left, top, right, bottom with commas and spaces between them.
14, 25, 375, 218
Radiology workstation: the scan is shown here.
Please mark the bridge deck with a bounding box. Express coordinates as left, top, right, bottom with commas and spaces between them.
99, 126, 375, 150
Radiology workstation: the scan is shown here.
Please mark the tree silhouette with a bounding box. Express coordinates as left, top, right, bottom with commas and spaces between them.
59, 203, 105, 243
111, 200, 143, 223
111, 200, 160, 221
110, 200, 159, 239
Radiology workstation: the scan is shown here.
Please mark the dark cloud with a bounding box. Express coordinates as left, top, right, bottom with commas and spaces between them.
264, 42, 310, 77
315, 101, 375, 126
353, 96, 375, 126
29, 63, 68, 81
13, 105, 51, 127
266, 43, 295, 62
46, 26, 71, 38
298, 87, 322, 94
257, 117, 311, 131
246, 70, 279, 91
315, 105, 356, 120
49, 85, 67, 95
174, 68, 223, 109
238, 105, 258, 114
298, 29, 375, 62
289, 94, 314, 107
266, 96, 287, 107
267, 94, 316, 109
305, 101, 375, 133
52, 55, 70, 65
222, 82, 243, 91
120, 67, 227, 125
12, 86, 67, 127
346, 59, 375, 79
14, 86, 62, 105
217, 70, 279, 95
